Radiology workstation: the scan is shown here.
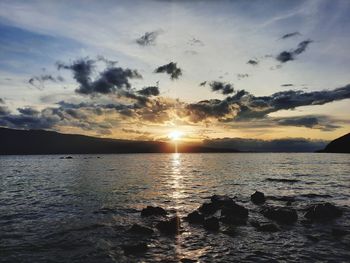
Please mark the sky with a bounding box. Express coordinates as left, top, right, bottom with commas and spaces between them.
0, 0, 349, 142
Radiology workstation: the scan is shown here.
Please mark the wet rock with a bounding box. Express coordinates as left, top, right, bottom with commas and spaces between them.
261, 206, 298, 224
211, 195, 234, 206
257, 223, 280, 232
203, 217, 220, 231
156, 216, 180, 235
286, 200, 292, 206
221, 202, 249, 219
331, 228, 348, 237
185, 211, 204, 224
127, 224, 154, 235
141, 206, 167, 217
304, 203, 342, 221
122, 242, 148, 255
181, 258, 197, 263
220, 214, 247, 225
251, 191, 266, 205
222, 226, 236, 236
198, 202, 220, 215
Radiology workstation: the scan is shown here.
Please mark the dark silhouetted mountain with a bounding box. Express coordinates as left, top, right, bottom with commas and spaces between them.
0, 128, 239, 155
319, 133, 350, 153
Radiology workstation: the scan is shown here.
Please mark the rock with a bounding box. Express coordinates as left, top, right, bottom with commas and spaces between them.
211, 195, 234, 206
186, 211, 204, 224
122, 242, 148, 255
220, 214, 247, 225
127, 224, 154, 235
251, 191, 266, 205
257, 223, 280, 232
221, 202, 249, 219
181, 258, 197, 263
203, 217, 220, 231
286, 200, 292, 206
198, 202, 220, 215
141, 206, 167, 217
261, 206, 298, 224
332, 228, 348, 237
222, 226, 236, 236
156, 216, 180, 235
304, 203, 342, 221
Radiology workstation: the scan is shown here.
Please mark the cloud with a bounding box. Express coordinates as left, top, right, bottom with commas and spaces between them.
199, 81, 207, 87
137, 86, 160, 96
28, 74, 64, 89
208, 81, 235, 95
247, 59, 258, 65
280, 32, 301, 39
188, 37, 204, 46
154, 62, 182, 80
281, 84, 294, 87
237, 74, 249, 80
276, 39, 313, 63
136, 30, 162, 46
0, 98, 4, 104
57, 57, 142, 95
186, 84, 350, 122
276, 115, 340, 131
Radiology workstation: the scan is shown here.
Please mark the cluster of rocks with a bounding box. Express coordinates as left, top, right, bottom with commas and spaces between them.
121, 191, 344, 256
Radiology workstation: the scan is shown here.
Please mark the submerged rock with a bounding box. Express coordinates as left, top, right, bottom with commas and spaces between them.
185, 211, 204, 224
122, 242, 148, 255
251, 191, 266, 205
261, 206, 298, 224
156, 216, 180, 235
203, 217, 220, 231
221, 202, 249, 219
141, 206, 167, 217
127, 224, 154, 235
211, 195, 234, 206
304, 203, 342, 221
198, 202, 220, 215
257, 223, 280, 232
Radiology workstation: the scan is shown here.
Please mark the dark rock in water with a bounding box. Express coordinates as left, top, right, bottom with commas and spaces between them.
332, 228, 348, 237
222, 226, 236, 236
221, 202, 249, 219
249, 220, 261, 228
181, 258, 197, 263
220, 214, 247, 225
211, 195, 234, 206
186, 211, 204, 224
251, 191, 266, 204
141, 206, 167, 217
198, 202, 220, 215
128, 224, 154, 235
262, 206, 298, 224
156, 216, 180, 235
265, 178, 299, 183
286, 200, 292, 206
203, 217, 220, 231
257, 223, 280, 232
122, 242, 148, 255
304, 203, 342, 221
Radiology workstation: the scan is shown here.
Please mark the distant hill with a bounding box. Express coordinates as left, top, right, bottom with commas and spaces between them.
0, 127, 239, 155
319, 133, 350, 153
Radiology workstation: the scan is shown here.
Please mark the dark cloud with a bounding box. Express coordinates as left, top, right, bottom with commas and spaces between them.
276, 115, 340, 131
281, 84, 294, 87
0, 98, 4, 104
237, 74, 249, 80
154, 62, 182, 80
28, 74, 64, 89
57, 58, 142, 95
186, 84, 350, 122
136, 31, 161, 46
247, 59, 258, 66
276, 39, 313, 63
199, 81, 207, 87
137, 86, 160, 96
208, 81, 235, 95
203, 137, 327, 152
188, 37, 204, 46
281, 32, 301, 39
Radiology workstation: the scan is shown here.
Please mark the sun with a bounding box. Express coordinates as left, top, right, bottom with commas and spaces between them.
168, 130, 183, 141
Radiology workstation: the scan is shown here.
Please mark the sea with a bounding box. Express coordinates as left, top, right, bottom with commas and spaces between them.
0, 153, 349, 262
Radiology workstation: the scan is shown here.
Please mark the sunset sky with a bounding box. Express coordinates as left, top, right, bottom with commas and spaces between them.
0, 0, 349, 142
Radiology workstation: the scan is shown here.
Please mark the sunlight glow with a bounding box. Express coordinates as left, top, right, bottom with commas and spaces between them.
168, 130, 183, 141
